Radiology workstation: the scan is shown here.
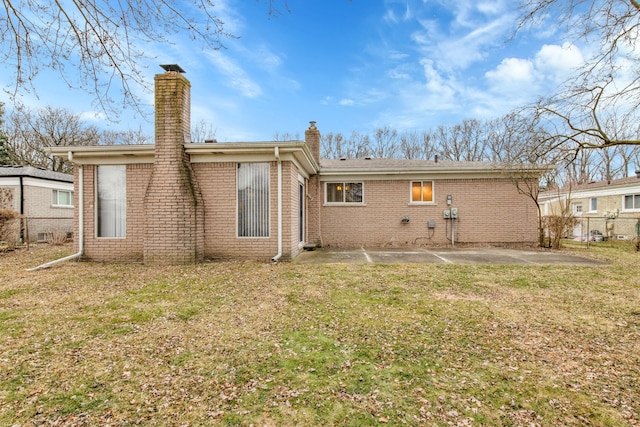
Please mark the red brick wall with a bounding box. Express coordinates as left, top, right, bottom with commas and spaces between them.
76, 164, 152, 262
195, 161, 297, 261
319, 178, 538, 248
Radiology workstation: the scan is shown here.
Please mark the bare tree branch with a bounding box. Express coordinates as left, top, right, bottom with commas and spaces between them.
0, 0, 282, 118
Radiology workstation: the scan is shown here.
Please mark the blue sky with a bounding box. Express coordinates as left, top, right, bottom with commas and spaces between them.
2, 0, 587, 142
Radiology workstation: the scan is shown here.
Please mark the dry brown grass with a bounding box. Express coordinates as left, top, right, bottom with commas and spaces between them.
0, 243, 638, 426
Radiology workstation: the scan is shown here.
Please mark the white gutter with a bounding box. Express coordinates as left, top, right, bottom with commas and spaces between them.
272, 146, 283, 262
27, 161, 84, 271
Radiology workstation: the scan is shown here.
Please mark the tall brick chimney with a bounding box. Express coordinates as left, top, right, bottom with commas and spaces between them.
305, 121, 320, 162
143, 65, 204, 264
305, 121, 322, 247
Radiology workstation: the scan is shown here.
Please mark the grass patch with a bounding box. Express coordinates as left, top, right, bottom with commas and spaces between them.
0, 243, 638, 426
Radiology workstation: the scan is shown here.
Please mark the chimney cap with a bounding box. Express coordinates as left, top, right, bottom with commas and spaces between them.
160, 64, 186, 73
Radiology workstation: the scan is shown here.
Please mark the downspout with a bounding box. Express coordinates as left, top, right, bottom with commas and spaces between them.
27, 156, 84, 271
19, 176, 24, 242
272, 146, 283, 262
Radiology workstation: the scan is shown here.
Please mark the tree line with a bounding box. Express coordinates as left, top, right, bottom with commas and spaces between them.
318, 114, 640, 188
0, 103, 219, 174
2, 101, 638, 188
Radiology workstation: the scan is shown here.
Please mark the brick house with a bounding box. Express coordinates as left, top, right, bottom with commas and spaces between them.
539, 175, 640, 241
48, 67, 545, 264
0, 166, 74, 243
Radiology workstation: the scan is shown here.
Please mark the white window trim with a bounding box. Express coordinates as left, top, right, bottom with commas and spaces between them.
409, 180, 436, 205
587, 197, 597, 214
237, 162, 271, 238
622, 194, 640, 212
95, 165, 126, 239
324, 182, 365, 205
572, 202, 583, 216
52, 189, 74, 208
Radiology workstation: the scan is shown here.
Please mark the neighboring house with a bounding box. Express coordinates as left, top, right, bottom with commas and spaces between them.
539, 175, 640, 241
0, 165, 74, 243
48, 67, 546, 264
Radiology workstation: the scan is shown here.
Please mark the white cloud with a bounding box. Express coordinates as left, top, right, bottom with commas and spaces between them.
79, 111, 108, 123
204, 51, 262, 98
339, 98, 355, 106
485, 57, 534, 85
534, 42, 584, 82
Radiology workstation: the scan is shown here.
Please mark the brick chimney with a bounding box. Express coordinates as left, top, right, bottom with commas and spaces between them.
143, 66, 204, 264
304, 121, 322, 247
305, 121, 320, 162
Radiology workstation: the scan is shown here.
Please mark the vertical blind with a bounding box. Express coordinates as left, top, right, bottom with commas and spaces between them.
97, 165, 126, 237
238, 163, 270, 237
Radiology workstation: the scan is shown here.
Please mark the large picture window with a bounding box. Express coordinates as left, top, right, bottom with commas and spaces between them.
238, 163, 270, 237
97, 165, 126, 237
411, 181, 434, 203
326, 182, 363, 204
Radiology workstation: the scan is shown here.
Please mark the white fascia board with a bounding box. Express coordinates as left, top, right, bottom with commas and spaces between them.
0, 177, 20, 186
570, 184, 640, 199
48, 145, 155, 164
22, 177, 74, 191
186, 142, 319, 176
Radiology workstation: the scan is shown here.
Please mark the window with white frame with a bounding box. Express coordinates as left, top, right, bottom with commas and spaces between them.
97, 165, 126, 238
572, 202, 583, 215
52, 189, 73, 207
623, 194, 640, 210
238, 163, 270, 237
411, 181, 434, 203
589, 197, 597, 212
325, 182, 363, 204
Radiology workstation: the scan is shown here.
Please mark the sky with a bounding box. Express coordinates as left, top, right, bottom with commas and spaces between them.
1, 0, 588, 142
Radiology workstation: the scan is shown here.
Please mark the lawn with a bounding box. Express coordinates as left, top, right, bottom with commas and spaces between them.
0, 243, 639, 426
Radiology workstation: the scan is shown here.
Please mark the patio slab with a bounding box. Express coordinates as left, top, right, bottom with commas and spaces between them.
293, 247, 608, 266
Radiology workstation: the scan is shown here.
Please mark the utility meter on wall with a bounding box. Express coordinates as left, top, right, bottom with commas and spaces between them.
450, 208, 458, 219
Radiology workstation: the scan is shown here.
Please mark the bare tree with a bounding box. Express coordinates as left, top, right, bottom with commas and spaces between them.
5, 105, 100, 173
191, 120, 218, 143
397, 130, 429, 160
100, 127, 152, 145
0, 0, 283, 116
518, 1, 640, 154
0, 103, 9, 165
370, 126, 398, 158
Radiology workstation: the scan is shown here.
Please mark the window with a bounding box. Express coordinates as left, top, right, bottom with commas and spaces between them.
326, 182, 363, 204
624, 194, 640, 210
238, 163, 270, 237
97, 165, 126, 237
411, 181, 434, 203
572, 202, 583, 215
52, 189, 73, 207
589, 197, 597, 212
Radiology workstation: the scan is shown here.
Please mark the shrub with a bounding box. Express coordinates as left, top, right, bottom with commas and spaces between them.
0, 209, 22, 249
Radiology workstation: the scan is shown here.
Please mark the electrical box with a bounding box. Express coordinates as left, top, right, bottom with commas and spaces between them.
450, 207, 458, 219
427, 220, 436, 229
443, 209, 450, 219
446, 195, 452, 205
